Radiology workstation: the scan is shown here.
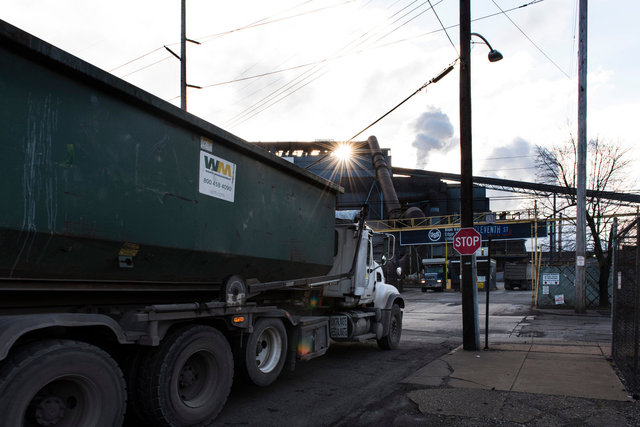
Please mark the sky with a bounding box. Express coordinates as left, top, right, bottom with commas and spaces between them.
3, 0, 639, 212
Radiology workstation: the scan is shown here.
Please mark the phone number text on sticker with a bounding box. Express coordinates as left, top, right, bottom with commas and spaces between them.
199, 151, 236, 202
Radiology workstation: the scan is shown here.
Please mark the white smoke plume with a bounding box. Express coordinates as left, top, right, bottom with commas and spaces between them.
411, 107, 457, 168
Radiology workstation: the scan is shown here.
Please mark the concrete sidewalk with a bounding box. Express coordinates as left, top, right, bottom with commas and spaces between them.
394, 305, 640, 426
397, 341, 636, 425
405, 342, 629, 401
336, 297, 640, 426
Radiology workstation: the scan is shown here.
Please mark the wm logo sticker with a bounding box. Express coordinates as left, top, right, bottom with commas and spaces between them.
204, 155, 233, 179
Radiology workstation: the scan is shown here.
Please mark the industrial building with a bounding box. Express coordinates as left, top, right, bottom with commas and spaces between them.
254, 140, 490, 221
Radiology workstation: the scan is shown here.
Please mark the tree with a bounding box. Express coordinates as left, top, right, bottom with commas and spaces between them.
535, 137, 634, 307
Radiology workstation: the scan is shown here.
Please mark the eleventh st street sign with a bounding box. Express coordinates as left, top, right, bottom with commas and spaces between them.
399, 222, 547, 246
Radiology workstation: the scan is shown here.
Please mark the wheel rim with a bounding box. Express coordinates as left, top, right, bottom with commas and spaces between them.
254, 327, 282, 374
390, 318, 398, 339
390, 313, 401, 343
177, 351, 218, 408
26, 377, 99, 427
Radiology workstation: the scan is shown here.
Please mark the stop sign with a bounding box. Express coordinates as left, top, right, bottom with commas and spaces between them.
453, 228, 482, 255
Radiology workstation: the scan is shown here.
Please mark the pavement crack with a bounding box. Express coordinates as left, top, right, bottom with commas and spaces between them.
508, 345, 530, 392
449, 376, 491, 388
509, 314, 533, 338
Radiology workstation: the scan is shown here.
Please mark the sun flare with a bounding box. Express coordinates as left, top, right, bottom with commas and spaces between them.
332, 143, 352, 162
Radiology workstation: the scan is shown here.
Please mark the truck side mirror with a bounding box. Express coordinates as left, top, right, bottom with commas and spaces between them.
383, 234, 395, 262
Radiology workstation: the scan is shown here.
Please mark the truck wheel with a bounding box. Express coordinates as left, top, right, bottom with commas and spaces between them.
121, 346, 150, 424
0, 339, 126, 427
241, 318, 287, 387
377, 304, 402, 350
138, 325, 233, 426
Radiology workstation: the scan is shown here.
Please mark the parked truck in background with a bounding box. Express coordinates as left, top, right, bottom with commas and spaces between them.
0, 21, 404, 426
504, 261, 532, 290
420, 258, 448, 292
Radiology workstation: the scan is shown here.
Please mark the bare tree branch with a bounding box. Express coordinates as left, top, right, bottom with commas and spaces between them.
534, 137, 636, 306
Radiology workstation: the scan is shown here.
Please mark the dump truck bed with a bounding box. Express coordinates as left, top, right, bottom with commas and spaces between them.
0, 20, 341, 301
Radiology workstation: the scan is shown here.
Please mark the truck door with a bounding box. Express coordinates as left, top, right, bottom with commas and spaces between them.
363, 236, 375, 300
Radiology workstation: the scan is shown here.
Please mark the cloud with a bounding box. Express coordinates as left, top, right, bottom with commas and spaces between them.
478, 137, 536, 182
411, 107, 457, 168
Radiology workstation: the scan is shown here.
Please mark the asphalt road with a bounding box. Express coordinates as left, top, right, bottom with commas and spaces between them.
212, 287, 534, 426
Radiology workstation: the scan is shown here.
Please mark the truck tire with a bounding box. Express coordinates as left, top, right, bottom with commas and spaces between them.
137, 324, 233, 426
377, 304, 402, 350
122, 346, 150, 424
240, 318, 287, 387
0, 339, 126, 427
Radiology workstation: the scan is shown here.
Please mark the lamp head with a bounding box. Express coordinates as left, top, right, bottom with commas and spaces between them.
488, 49, 503, 62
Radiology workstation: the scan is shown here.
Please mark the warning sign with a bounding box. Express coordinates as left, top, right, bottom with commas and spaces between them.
542, 273, 560, 286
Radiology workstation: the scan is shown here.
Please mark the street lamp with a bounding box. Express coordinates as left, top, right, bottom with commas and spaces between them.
460, 3, 503, 351
471, 32, 504, 63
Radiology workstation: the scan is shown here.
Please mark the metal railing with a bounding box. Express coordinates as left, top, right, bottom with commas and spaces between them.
366, 211, 540, 233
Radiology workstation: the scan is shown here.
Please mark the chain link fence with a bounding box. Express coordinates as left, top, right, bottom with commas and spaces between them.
612, 216, 640, 396
536, 264, 605, 308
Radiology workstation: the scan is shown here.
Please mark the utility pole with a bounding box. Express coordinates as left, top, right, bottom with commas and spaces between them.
575, 0, 587, 312
550, 194, 556, 263
180, 0, 187, 110
459, 0, 479, 350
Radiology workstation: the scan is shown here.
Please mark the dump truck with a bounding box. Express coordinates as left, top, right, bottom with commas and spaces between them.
0, 20, 404, 426
504, 261, 532, 290
420, 258, 448, 292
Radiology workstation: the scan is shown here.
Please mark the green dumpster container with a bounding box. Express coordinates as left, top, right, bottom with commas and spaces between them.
0, 20, 341, 291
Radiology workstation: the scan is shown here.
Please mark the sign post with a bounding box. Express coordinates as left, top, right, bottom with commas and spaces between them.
454, 227, 482, 350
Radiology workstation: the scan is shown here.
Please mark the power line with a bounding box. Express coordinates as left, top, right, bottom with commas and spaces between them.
109, 47, 164, 73
478, 166, 537, 172
232, 0, 442, 125
196, 0, 314, 43
120, 0, 543, 99
225, 0, 445, 127
426, 0, 458, 56
201, 60, 323, 88
481, 154, 536, 161
373, 0, 544, 50
367, 0, 443, 48
346, 60, 457, 142
120, 55, 172, 78
228, 69, 331, 128
107, 0, 335, 77
114, 0, 547, 115
190, 0, 542, 92
489, 0, 571, 79
197, 0, 356, 43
